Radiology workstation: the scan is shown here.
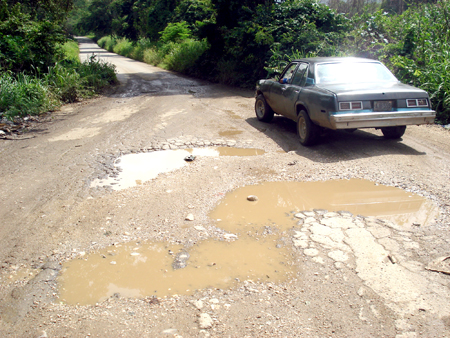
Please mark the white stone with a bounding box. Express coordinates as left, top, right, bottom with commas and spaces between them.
192, 300, 204, 310
328, 250, 349, 262
303, 211, 316, 217
195, 226, 206, 231
293, 239, 308, 248
304, 248, 319, 257
304, 217, 317, 224
185, 214, 195, 221
321, 217, 355, 229
312, 256, 325, 264
198, 313, 213, 329
294, 213, 306, 219
309, 224, 333, 236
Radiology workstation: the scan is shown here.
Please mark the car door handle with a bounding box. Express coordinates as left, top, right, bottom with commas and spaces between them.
281, 87, 287, 90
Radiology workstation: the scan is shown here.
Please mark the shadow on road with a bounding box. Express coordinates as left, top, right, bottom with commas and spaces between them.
245, 116, 426, 163
76, 36, 254, 100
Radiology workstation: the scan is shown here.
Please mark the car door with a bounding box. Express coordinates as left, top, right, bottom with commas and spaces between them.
281, 62, 308, 120
267, 62, 298, 115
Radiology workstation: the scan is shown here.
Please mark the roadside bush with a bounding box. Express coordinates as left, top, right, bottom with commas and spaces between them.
77, 55, 119, 92
143, 47, 163, 65
160, 21, 192, 43
45, 64, 81, 103
129, 38, 154, 61
163, 38, 209, 72
97, 36, 117, 51
0, 50, 118, 120
0, 72, 58, 119
113, 38, 134, 57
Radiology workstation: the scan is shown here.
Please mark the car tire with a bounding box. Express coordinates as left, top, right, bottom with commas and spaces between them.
381, 126, 406, 139
297, 110, 319, 146
255, 94, 274, 122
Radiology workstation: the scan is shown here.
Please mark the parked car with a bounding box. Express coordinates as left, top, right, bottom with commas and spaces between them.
255, 57, 436, 146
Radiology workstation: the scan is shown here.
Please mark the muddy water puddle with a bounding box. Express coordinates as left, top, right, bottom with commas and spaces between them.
210, 179, 438, 232
63, 179, 437, 305
58, 236, 293, 305
90, 147, 265, 191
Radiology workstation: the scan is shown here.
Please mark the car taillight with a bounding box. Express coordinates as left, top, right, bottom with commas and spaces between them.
339, 102, 363, 110
407, 99, 428, 107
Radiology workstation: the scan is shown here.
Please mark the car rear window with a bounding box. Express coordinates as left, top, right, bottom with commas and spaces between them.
316, 62, 398, 84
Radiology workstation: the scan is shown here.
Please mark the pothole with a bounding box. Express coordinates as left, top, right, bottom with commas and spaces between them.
90, 147, 265, 191
57, 235, 293, 305
60, 179, 439, 306
210, 179, 439, 232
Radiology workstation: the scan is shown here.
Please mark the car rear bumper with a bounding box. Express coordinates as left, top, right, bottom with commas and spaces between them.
329, 110, 436, 129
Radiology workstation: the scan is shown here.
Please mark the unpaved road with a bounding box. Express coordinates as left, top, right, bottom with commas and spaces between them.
1, 37, 450, 338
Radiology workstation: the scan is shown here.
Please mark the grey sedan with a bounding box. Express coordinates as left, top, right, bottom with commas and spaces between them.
255, 57, 436, 146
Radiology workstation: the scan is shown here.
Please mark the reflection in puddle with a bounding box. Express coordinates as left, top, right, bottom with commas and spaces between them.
210, 179, 438, 231
90, 147, 265, 191
58, 236, 293, 305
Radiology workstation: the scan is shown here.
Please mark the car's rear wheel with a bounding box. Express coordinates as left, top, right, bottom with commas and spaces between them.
297, 110, 319, 146
381, 126, 406, 139
255, 94, 274, 122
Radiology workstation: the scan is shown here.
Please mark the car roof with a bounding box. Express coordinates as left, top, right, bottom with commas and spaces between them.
292, 57, 380, 65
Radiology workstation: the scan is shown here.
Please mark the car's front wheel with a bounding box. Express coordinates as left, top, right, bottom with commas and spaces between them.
381, 126, 406, 139
297, 110, 319, 146
255, 94, 274, 122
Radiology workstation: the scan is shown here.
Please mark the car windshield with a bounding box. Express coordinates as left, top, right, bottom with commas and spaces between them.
315, 62, 398, 84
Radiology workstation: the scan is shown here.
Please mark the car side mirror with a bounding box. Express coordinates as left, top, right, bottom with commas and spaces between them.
306, 78, 315, 86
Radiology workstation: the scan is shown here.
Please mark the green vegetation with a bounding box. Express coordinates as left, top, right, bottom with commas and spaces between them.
0, 0, 118, 120
2, 0, 449, 124
70, 0, 449, 124
1, 40, 118, 120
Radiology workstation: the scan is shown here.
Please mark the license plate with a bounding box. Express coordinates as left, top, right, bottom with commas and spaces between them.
374, 101, 393, 112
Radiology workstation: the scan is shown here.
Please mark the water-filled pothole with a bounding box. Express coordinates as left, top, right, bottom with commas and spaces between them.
91, 147, 265, 191
58, 235, 293, 305
210, 179, 438, 232
60, 179, 438, 305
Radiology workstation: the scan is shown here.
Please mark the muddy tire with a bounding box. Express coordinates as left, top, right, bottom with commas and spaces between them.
297, 110, 319, 146
255, 94, 274, 122
381, 126, 406, 139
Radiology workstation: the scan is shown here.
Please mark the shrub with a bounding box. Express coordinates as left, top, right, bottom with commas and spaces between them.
143, 47, 165, 66
97, 36, 116, 51
129, 38, 154, 61
0, 72, 58, 119
160, 21, 192, 43
113, 38, 134, 57
163, 38, 209, 72
45, 63, 81, 103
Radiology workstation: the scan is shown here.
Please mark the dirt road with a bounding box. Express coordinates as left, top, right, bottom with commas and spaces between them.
1, 37, 450, 337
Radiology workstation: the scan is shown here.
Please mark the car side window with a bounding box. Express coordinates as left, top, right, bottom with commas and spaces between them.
291, 63, 308, 86
279, 63, 298, 84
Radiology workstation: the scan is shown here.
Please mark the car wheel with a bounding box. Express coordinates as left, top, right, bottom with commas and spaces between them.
255, 94, 274, 122
297, 110, 319, 146
381, 126, 406, 139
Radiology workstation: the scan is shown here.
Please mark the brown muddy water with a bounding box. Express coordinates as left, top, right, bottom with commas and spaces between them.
61, 179, 438, 305
58, 236, 293, 305
90, 147, 265, 191
210, 179, 438, 231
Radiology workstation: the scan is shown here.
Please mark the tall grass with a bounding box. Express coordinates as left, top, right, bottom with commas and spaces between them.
0, 40, 118, 120
163, 39, 209, 72
0, 72, 58, 119
97, 35, 209, 74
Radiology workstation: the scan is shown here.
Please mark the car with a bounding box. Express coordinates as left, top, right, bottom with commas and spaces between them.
255, 57, 436, 146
